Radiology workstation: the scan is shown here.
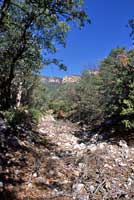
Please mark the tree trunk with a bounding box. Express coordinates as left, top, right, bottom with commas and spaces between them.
16, 82, 23, 108
5, 62, 15, 108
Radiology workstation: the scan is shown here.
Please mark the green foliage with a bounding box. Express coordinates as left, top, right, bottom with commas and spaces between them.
29, 79, 48, 111
69, 71, 103, 127
49, 47, 134, 132
2, 110, 16, 125
44, 72, 103, 127
1, 106, 42, 128
0, 0, 89, 109
99, 48, 134, 130
29, 108, 42, 123
46, 83, 76, 114
49, 99, 71, 113
2, 108, 30, 127
121, 82, 134, 129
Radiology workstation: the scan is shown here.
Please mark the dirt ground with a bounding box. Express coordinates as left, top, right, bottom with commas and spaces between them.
0, 115, 134, 200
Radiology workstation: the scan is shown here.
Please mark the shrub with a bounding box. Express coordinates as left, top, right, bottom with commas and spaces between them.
99, 48, 134, 131
2, 106, 42, 128
2, 108, 30, 127
70, 70, 103, 127
29, 107, 42, 123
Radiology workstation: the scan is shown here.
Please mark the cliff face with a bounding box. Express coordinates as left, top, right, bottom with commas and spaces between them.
41, 76, 62, 84
62, 75, 81, 83
41, 75, 81, 85
41, 71, 98, 85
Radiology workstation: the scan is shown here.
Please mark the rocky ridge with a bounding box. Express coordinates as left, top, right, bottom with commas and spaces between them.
41, 70, 99, 85
41, 75, 81, 85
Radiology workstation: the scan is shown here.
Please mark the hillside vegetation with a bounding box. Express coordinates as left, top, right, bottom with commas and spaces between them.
43, 48, 134, 134
0, 0, 134, 199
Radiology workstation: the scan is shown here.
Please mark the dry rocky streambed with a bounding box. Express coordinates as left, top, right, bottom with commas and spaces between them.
0, 115, 134, 200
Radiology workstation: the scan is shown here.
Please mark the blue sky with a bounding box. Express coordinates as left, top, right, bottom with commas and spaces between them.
41, 0, 134, 77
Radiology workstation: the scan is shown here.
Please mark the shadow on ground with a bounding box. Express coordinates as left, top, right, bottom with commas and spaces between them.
74, 125, 134, 147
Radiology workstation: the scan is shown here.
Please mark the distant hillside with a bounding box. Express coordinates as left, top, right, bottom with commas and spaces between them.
41, 75, 81, 85
62, 75, 81, 83
41, 76, 62, 84
41, 70, 98, 85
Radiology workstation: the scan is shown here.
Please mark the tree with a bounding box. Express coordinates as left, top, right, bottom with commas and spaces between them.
72, 70, 102, 127
0, 0, 90, 109
99, 47, 134, 130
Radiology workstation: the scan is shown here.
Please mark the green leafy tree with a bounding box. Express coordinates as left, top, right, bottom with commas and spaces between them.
72, 70, 102, 127
0, 0, 90, 109
99, 48, 134, 130
121, 82, 134, 129
47, 82, 77, 114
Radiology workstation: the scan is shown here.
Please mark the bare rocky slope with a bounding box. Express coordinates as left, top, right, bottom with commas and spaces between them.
41, 70, 99, 85
41, 75, 81, 85
40, 70, 99, 86
0, 115, 134, 200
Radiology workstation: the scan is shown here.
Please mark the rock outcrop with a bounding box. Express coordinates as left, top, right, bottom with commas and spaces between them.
41, 76, 62, 84
41, 75, 81, 85
41, 70, 98, 85
62, 75, 81, 83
